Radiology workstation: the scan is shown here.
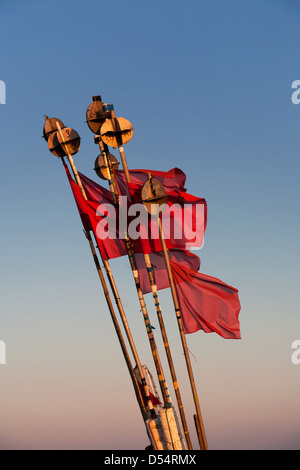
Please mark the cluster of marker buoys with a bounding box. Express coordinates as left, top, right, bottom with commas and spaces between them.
43, 95, 133, 179
86, 95, 133, 181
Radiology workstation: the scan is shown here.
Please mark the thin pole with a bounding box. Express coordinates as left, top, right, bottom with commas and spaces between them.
56, 122, 156, 419
147, 172, 208, 450
83, 227, 148, 422
110, 109, 131, 181
99, 244, 156, 417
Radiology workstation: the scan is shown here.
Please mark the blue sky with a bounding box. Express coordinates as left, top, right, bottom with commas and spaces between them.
0, 0, 299, 450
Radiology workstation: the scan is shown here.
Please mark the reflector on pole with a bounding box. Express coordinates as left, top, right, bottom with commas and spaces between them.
100, 116, 133, 148
47, 127, 80, 158
43, 116, 65, 141
86, 95, 112, 134
94, 152, 119, 180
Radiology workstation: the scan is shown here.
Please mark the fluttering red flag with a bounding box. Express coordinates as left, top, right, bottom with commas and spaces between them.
171, 261, 241, 339
136, 250, 241, 339
114, 168, 187, 199
64, 163, 127, 260
66, 171, 93, 232
114, 169, 207, 254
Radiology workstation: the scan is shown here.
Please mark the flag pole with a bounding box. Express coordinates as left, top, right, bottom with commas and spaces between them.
54, 122, 157, 421
144, 172, 208, 450
82, 225, 148, 421
94, 114, 172, 409
97, 137, 193, 450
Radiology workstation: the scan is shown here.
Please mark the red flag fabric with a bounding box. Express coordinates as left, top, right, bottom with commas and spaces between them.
137, 381, 162, 407
136, 250, 201, 294
65, 167, 93, 233
64, 164, 127, 260
171, 261, 241, 339
114, 170, 207, 254
114, 168, 187, 199
137, 250, 241, 339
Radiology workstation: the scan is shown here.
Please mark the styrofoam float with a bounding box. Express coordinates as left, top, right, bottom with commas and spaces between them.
134, 365, 187, 450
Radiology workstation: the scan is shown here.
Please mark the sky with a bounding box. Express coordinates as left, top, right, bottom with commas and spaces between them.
0, 0, 299, 450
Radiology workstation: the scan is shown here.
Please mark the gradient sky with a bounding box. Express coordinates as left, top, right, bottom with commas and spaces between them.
0, 0, 299, 450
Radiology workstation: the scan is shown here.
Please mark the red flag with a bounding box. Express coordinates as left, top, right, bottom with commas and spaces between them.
65, 167, 93, 233
64, 164, 127, 260
137, 250, 241, 339
171, 261, 241, 339
114, 170, 207, 254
